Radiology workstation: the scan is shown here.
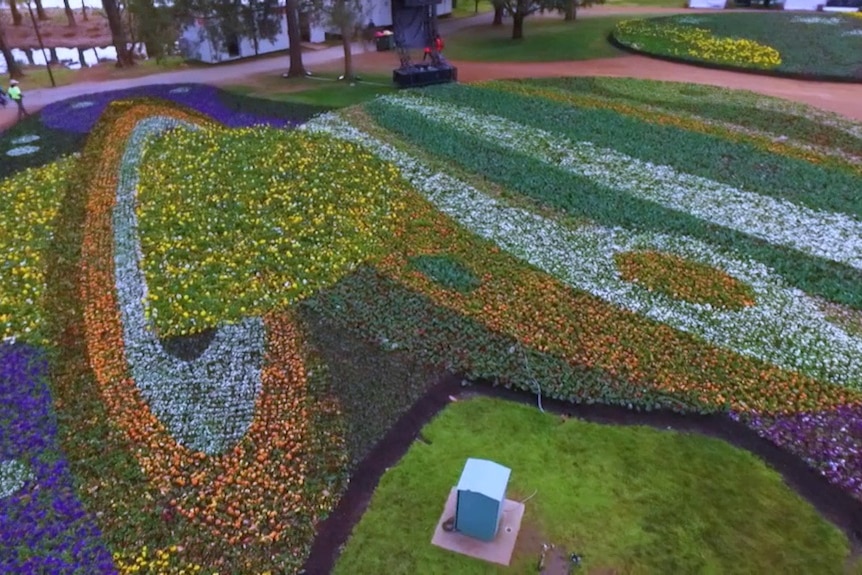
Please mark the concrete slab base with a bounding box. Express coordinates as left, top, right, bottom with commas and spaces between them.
430, 488, 525, 566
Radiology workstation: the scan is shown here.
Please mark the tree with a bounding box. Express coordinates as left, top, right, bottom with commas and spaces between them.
174, 0, 282, 62
128, 0, 175, 62
496, 0, 565, 39
284, 0, 307, 76
239, 0, 280, 56
311, 0, 364, 82
561, 0, 601, 22
81, 0, 89, 21
33, 0, 46, 20
63, 0, 77, 27
492, 0, 503, 25
102, 0, 135, 66
0, 10, 22, 77
8, 0, 23, 25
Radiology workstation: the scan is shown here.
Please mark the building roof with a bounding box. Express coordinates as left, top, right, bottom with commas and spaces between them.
456, 458, 511, 502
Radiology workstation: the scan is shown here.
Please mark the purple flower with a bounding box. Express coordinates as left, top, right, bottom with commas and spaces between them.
0, 343, 116, 574
39, 84, 310, 134
732, 406, 862, 499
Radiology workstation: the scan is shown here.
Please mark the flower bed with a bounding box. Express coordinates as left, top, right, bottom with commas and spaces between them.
0, 343, 115, 573
0, 159, 74, 343
136, 123, 407, 337
39, 84, 327, 135
613, 13, 862, 81
2, 79, 862, 572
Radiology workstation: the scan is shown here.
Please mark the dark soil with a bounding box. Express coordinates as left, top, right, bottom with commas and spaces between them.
159, 327, 217, 361
301, 374, 862, 575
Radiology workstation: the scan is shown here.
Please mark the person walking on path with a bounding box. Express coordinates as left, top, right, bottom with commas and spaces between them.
8, 80, 29, 120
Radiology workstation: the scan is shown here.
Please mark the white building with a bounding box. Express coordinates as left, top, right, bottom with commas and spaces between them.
179, 9, 327, 64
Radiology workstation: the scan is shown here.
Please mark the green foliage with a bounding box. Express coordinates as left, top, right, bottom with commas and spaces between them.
301, 266, 660, 411
128, 0, 177, 62
335, 397, 851, 574
174, 0, 284, 57
444, 16, 627, 61
421, 84, 862, 218
298, 306, 440, 466
408, 254, 481, 294
364, 87, 862, 309
527, 77, 862, 160
0, 117, 83, 181
614, 13, 862, 80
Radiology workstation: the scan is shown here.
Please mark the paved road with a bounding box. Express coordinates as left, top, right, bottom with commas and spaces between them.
1, 7, 861, 126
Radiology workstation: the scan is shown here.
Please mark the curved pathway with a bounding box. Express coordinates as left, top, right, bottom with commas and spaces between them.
1, 6, 861, 129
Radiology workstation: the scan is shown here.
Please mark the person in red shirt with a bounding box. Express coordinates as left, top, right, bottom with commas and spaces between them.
424, 34, 444, 61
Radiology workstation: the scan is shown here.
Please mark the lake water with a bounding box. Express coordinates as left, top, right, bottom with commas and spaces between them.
0, 46, 119, 74
25, 0, 106, 7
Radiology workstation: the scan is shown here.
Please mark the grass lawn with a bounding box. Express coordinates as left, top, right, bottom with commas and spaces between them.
444, 16, 634, 61
334, 397, 853, 574
449, 0, 495, 18
15, 57, 192, 89
224, 72, 396, 108
612, 13, 862, 80
603, 0, 686, 6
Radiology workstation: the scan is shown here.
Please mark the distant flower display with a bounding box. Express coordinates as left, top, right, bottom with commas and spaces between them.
40, 84, 304, 134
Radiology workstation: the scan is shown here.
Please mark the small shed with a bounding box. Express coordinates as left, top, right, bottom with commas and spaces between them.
454, 458, 511, 542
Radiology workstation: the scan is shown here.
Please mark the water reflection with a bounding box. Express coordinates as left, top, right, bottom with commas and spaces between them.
0, 46, 146, 75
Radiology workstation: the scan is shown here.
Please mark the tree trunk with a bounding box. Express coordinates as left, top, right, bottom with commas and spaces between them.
340, 22, 354, 81
492, 3, 503, 25
102, 0, 134, 67
284, 0, 306, 77
81, 0, 89, 21
564, 0, 576, 20
9, 0, 24, 26
512, 13, 524, 39
0, 21, 23, 78
49, 46, 58, 63
63, 0, 77, 26
34, 0, 48, 20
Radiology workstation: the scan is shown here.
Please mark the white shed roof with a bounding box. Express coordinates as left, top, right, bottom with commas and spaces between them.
456, 458, 511, 502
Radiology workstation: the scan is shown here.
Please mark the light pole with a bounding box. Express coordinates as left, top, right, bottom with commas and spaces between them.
26, 0, 56, 87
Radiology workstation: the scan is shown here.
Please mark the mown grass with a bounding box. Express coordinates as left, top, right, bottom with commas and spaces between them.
334, 397, 852, 574
448, 0, 495, 18
225, 73, 396, 109
14, 56, 190, 89
444, 16, 633, 61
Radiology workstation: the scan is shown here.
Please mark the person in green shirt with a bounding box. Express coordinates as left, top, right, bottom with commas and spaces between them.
8, 80, 29, 121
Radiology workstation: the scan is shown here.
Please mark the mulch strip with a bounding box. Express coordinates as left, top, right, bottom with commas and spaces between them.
302, 373, 862, 574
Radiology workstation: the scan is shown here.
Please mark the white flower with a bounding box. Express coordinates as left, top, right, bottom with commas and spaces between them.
790, 16, 844, 25
6, 146, 39, 157
112, 117, 265, 455
379, 94, 862, 271
11, 134, 40, 145
304, 113, 862, 389
0, 459, 33, 498
70, 100, 95, 109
